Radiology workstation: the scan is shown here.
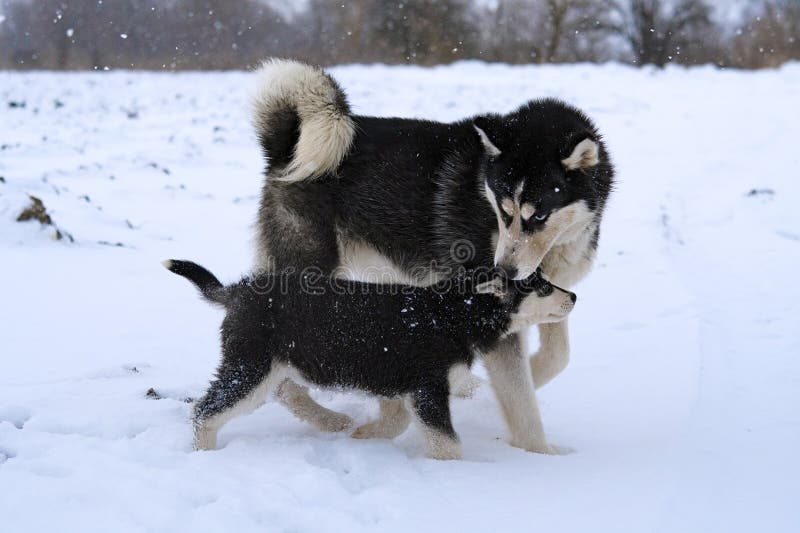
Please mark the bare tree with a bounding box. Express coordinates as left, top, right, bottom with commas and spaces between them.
0, 0, 797, 70
1, 0, 43, 68
369, 0, 478, 65
546, 0, 620, 62
480, 0, 617, 64
0, 0, 291, 69
730, 0, 800, 68
608, 0, 715, 66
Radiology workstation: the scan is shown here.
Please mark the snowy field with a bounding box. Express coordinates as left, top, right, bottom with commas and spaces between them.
1, 62, 799, 532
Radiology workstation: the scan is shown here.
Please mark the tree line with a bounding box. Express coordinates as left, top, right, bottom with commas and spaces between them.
0, 0, 798, 70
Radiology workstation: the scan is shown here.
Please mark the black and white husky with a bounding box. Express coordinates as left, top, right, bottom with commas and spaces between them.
251, 59, 614, 454
164, 259, 575, 459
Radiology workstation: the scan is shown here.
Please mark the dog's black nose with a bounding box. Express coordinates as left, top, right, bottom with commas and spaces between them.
569, 292, 577, 303
498, 264, 517, 280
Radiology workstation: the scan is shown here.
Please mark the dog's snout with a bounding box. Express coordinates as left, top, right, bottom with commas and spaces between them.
569, 292, 577, 304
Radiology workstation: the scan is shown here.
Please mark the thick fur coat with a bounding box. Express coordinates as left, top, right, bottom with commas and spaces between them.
248, 59, 614, 454
165, 260, 575, 459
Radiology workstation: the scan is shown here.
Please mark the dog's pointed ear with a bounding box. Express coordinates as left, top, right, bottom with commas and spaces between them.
562, 137, 599, 170
476, 277, 507, 298
473, 117, 502, 158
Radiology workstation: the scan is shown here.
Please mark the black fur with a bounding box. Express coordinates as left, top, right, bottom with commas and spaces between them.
257, 98, 614, 278
477, 100, 614, 219
164, 260, 225, 304
254, 70, 350, 175
250, 67, 613, 450
256, 106, 300, 172
166, 260, 573, 441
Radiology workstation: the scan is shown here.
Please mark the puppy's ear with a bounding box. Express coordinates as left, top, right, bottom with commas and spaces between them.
476, 277, 507, 298
473, 116, 502, 157
562, 137, 599, 170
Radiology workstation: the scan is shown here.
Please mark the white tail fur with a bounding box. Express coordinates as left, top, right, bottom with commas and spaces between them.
252, 58, 355, 182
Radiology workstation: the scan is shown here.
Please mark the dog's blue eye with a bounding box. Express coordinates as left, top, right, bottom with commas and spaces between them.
534, 213, 548, 222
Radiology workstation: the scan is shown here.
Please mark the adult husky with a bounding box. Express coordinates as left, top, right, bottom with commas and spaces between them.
251, 59, 614, 454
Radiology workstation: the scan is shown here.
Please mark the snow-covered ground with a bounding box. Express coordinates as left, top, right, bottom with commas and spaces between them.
1, 62, 799, 532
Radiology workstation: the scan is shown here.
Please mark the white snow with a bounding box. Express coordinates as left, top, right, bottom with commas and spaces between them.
1, 62, 799, 532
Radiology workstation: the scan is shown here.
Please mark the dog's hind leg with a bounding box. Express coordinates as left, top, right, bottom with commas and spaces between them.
275, 379, 353, 432
407, 385, 461, 460
193, 337, 278, 450
254, 185, 355, 432
483, 334, 553, 454
530, 319, 570, 389
192, 330, 289, 450
194, 378, 271, 451
352, 398, 411, 439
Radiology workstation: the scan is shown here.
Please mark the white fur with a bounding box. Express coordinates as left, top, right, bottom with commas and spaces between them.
498, 200, 595, 280
484, 182, 517, 267
501, 198, 515, 217
335, 233, 418, 285
508, 289, 573, 334
352, 398, 411, 439
194, 367, 287, 450
473, 125, 501, 157
520, 203, 535, 221
448, 363, 476, 398
252, 59, 355, 182
275, 378, 353, 432
480, 340, 553, 455
475, 278, 506, 297
405, 396, 462, 460
529, 216, 599, 389
542, 219, 598, 286
531, 320, 571, 389
561, 138, 599, 170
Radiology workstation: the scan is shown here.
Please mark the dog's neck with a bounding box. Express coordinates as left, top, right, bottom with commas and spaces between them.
450, 290, 516, 351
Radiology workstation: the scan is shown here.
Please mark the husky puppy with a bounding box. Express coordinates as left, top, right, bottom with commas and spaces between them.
251, 59, 614, 454
164, 260, 575, 460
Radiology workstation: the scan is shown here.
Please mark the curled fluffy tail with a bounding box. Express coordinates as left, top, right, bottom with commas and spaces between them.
252, 58, 355, 182
163, 260, 228, 306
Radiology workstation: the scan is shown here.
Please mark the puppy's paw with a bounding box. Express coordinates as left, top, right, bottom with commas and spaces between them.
426, 449, 463, 461
193, 427, 218, 451
424, 434, 463, 460
314, 412, 353, 432
351, 420, 401, 439
351, 423, 380, 439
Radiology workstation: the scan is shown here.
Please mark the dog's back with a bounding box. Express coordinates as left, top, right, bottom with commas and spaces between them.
167, 263, 506, 394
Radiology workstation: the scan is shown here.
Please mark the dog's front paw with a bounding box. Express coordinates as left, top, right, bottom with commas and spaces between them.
509, 438, 556, 455
315, 412, 353, 432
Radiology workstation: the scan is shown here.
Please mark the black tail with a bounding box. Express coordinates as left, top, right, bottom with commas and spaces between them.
163, 260, 228, 305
